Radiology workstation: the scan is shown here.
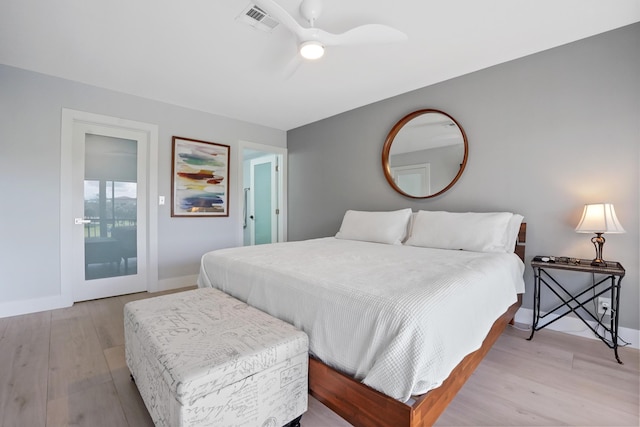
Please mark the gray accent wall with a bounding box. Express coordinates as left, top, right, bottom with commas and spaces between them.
287, 24, 639, 330
0, 64, 285, 311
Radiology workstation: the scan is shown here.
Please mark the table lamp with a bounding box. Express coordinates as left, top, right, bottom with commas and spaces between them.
575, 203, 625, 266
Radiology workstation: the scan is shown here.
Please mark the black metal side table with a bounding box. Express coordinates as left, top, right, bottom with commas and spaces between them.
528, 255, 626, 363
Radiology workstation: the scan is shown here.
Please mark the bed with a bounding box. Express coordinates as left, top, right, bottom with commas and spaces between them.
197, 209, 526, 426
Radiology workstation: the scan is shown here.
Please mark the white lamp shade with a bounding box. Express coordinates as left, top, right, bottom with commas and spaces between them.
575, 203, 625, 234
299, 40, 325, 60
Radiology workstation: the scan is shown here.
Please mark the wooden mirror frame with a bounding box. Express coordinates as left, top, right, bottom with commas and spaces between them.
382, 109, 468, 199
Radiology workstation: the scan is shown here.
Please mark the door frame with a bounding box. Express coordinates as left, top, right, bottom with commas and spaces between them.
237, 140, 287, 245
60, 109, 159, 304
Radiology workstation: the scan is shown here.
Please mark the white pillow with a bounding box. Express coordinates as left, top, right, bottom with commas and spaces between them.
335, 209, 412, 245
402, 212, 418, 243
503, 214, 524, 253
405, 210, 515, 253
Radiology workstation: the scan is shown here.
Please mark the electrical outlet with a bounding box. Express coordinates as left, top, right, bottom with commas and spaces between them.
597, 297, 612, 316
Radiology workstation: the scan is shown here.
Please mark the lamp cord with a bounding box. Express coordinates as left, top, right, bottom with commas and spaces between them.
591, 273, 631, 347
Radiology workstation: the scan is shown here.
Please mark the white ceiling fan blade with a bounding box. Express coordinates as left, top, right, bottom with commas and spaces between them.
282, 55, 303, 80
315, 24, 408, 47
253, 0, 307, 40
250, 0, 407, 60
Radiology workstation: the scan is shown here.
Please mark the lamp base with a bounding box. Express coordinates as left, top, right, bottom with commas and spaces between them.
590, 233, 606, 267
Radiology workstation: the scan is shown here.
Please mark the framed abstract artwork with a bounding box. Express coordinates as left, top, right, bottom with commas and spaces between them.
171, 136, 230, 217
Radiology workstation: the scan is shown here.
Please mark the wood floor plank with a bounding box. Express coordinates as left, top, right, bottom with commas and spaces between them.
570, 353, 640, 401
304, 396, 353, 427
47, 314, 112, 401
436, 381, 562, 426
436, 326, 640, 426
0, 316, 9, 339
0, 312, 51, 427
469, 361, 636, 425
492, 326, 575, 370
87, 297, 126, 350
117, 292, 152, 305
50, 301, 92, 322
103, 346, 154, 427
484, 346, 639, 415
46, 381, 128, 427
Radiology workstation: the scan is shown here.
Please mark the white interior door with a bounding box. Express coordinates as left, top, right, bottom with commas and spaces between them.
392, 163, 431, 196
249, 155, 278, 245
70, 122, 149, 301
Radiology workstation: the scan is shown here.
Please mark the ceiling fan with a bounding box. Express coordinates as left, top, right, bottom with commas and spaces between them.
253, 0, 408, 60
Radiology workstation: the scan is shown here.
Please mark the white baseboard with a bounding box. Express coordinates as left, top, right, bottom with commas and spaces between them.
0, 274, 199, 319
0, 295, 72, 319
515, 307, 639, 350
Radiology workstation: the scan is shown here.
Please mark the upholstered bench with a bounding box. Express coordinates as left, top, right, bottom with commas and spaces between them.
124, 288, 308, 427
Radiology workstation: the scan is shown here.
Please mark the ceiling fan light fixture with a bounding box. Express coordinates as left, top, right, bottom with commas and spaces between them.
299, 40, 325, 60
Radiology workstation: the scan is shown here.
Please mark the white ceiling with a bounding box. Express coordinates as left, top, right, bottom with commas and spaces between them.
1, 0, 638, 131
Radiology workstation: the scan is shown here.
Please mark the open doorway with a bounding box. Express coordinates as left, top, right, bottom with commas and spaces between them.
238, 141, 287, 246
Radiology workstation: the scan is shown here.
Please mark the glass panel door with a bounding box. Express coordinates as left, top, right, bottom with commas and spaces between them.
83, 135, 138, 280
249, 155, 277, 245
253, 161, 272, 245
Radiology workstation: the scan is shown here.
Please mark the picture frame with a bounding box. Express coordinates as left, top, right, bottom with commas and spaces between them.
171, 136, 230, 217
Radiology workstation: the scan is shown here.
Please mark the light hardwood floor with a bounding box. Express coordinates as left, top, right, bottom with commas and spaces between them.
0, 287, 638, 427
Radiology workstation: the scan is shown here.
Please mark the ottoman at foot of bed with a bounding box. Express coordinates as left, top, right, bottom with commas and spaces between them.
125, 288, 309, 427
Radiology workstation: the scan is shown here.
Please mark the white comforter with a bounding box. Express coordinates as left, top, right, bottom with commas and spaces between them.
197, 237, 524, 402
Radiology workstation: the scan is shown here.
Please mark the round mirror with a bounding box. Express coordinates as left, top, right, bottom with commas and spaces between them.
382, 109, 468, 199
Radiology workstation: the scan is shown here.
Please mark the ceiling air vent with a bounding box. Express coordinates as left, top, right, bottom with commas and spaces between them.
237, 4, 280, 32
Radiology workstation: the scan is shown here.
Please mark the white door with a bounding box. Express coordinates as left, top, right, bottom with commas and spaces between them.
249, 155, 278, 245
63, 115, 154, 302
392, 163, 431, 196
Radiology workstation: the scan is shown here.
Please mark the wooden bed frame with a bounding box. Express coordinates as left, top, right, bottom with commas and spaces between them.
308, 223, 527, 427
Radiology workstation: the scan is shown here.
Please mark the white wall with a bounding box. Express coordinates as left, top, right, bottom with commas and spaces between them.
287, 24, 640, 330
0, 64, 286, 316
